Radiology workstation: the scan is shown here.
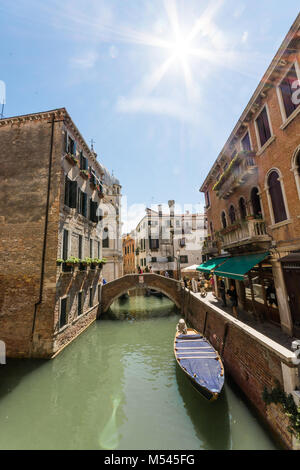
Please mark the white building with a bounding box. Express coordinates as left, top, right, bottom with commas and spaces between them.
134, 201, 206, 277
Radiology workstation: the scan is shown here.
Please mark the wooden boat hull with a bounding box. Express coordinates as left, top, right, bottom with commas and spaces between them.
174, 328, 224, 401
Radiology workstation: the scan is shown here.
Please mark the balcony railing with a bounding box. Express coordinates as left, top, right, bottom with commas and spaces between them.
213, 151, 257, 199
202, 238, 218, 255
220, 218, 271, 249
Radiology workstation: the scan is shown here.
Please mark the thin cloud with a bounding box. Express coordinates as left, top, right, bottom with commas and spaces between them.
70, 51, 98, 69
116, 96, 200, 124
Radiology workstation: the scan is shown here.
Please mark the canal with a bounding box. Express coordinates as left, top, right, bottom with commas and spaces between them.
0, 294, 279, 450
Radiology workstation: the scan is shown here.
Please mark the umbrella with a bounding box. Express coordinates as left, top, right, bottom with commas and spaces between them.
181, 264, 200, 273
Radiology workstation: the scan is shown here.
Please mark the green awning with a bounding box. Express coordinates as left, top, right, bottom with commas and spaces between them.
196, 256, 229, 273
214, 252, 269, 280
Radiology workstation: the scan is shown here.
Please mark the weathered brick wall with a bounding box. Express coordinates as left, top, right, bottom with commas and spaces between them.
0, 113, 63, 357
185, 292, 295, 449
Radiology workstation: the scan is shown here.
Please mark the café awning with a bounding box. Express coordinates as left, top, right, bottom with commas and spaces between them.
196, 256, 229, 273
214, 252, 269, 280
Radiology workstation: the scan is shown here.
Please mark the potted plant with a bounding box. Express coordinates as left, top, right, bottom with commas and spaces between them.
80, 169, 89, 180
246, 214, 255, 221
65, 153, 78, 166
56, 258, 64, 266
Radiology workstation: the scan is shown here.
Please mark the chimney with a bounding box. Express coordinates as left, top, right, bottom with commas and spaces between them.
168, 200, 175, 218
158, 204, 162, 217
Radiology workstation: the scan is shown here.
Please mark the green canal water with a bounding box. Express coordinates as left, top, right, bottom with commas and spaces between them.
0, 295, 279, 450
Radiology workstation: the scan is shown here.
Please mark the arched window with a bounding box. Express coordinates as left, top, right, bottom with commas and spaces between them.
297, 151, 300, 177
251, 187, 262, 218
267, 171, 287, 224
239, 197, 247, 220
229, 205, 236, 224
221, 211, 227, 229
102, 227, 109, 248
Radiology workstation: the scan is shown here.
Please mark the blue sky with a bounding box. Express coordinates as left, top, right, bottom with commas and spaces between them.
1, 0, 299, 231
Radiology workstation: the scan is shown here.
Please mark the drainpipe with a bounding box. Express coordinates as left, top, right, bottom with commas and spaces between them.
31, 113, 56, 354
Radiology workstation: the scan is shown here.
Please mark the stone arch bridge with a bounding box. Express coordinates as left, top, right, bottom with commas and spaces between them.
99, 273, 183, 315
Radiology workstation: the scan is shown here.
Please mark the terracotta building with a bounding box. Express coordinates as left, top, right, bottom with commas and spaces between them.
122, 233, 136, 275
0, 108, 120, 358
200, 13, 300, 337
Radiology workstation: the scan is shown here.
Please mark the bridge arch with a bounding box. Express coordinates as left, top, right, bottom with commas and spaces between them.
99, 273, 182, 315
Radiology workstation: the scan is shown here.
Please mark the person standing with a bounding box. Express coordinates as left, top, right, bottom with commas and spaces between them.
219, 279, 227, 307
227, 284, 238, 318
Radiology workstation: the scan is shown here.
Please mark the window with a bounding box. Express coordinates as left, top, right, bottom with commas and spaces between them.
90, 239, 93, 258
103, 228, 109, 248
221, 211, 227, 229
90, 199, 98, 223
267, 171, 287, 224
64, 131, 76, 155
241, 132, 251, 151
60, 297, 68, 328
239, 197, 247, 220
78, 234, 83, 259
205, 191, 210, 207
209, 221, 214, 238
78, 292, 83, 316
78, 189, 87, 217
89, 287, 93, 308
256, 107, 271, 147
62, 229, 69, 260
250, 187, 262, 218
80, 151, 88, 170
279, 64, 300, 119
97, 241, 100, 258
180, 255, 188, 264
150, 238, 159, 249
229, 205, 236, 224
64, 176, 77, 208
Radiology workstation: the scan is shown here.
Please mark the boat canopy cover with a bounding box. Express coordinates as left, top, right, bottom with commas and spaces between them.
214, 252, 269, 280
177, 334, 203, 340
196, 256, 228, 273
175, 337, 224, 394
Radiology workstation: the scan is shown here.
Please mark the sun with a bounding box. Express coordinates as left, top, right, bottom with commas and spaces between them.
170, 36, 191, 61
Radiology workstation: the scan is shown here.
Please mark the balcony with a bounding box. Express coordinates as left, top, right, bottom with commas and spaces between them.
213, 151, 257, 200
202, 237, 218, 256
219, 218, 271, 252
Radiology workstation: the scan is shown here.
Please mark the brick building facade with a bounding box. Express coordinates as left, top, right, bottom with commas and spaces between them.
0, 108, 120, 358
200, 14, 300, 337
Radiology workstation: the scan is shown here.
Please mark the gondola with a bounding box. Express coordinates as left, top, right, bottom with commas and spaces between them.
174, 328, 224, 401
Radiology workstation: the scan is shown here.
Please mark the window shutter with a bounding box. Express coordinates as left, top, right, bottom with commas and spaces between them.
82, 193, 87, 217
69, 180, 78, 208
63, 229, 68, 260
268, 172, 287, 223
73, 141, 77, 156
64, 175, 70, 206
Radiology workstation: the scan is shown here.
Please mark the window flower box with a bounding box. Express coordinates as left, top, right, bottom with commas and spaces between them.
220, 222, 241, 235
80, 169, 89, 180
65, 153, 78, 166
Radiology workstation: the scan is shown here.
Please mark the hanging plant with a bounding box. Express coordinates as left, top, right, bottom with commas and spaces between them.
262, 381, 300, 440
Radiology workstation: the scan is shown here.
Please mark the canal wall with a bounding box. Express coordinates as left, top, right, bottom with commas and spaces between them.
183, 289, 299, 450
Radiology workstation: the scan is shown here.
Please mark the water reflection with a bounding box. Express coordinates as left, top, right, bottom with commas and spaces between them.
175, 366, 231, 450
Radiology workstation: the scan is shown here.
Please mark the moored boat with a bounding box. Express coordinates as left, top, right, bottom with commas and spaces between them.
174, 327, 224, 401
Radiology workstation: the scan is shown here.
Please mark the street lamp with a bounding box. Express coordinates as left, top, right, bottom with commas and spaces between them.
176, 249, 181, 280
